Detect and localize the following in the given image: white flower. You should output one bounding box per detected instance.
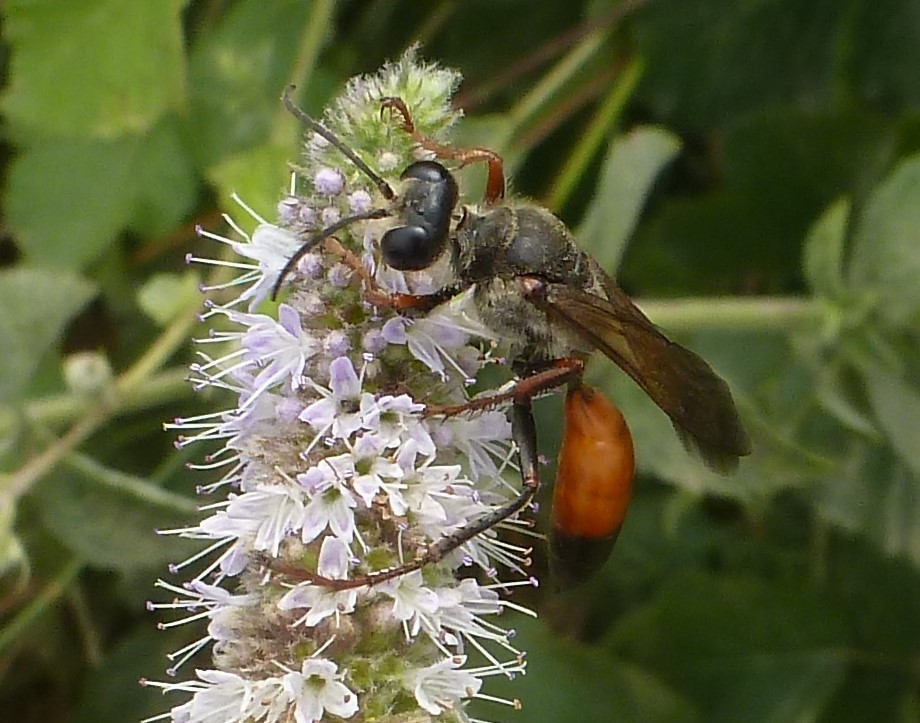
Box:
[299,357,364,440]
[229,223,303,309]
[193,196,302,312]
[189,509,254,577]
[278,537,359,626]
[360,393,435,455]
[349,434,407,512]
[186,581,259,641]
[166,669,289,723]
[379,570,441,638]
[298,459,358,543]
[282,658,358,723]
[434,578,505,647]
[200,481,305,558]
[408,656,482,715]
[397,448,468,524]
[433,410,513,481]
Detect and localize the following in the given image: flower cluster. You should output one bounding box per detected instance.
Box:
[145,51,534,723]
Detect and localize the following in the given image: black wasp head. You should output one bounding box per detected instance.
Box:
[380,160,458,271]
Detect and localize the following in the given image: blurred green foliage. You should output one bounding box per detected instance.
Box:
[1,1,919,721]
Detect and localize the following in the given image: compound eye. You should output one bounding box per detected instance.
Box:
[381,225,441,271]
[400,160,452,184]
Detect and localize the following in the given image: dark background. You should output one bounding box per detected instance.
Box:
[2,1,920,721]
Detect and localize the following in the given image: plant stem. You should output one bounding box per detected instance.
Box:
[5,305,199,500]
[288,0,336,99]
[637,296,823,334]
[498,27,607,151]
[546,58,644,210]
[20,367,189,432]
[0,558,83,655]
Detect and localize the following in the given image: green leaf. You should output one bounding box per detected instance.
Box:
[871,462,920,565]
[848,153,920,326]
[185,0,318,169]
[8,137,143,269]
[2,0,186,140]
[845,0,920,111]
[827,538,920,660]
[634,0,848,128]
[865,371,920,478]
[130,117,199,238]
[609,572,847,723]
[579,126,681,273]
[74,628,185,723]
[137,272,201,327]
[626,109,886,294]
[36,453,199,571]
[820,669,918,723]
[813,361,880,438]
[0,504,26,579]
[803,198,850,299]
[596,488,722,594]
[8,121,198,270]
[208,143,295,224]
[0,268,95,401]
[817,445,920,567]
[479,614,698,723]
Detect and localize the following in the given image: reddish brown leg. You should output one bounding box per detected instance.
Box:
[324,237,459,313]
[380,96,506,205]
[268,400,543,591]
[268,359,585,591]
[424,357,585,418]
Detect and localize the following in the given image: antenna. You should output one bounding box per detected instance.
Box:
[270,208,389,300]
[271,87,399,299]
[282,86,395,201]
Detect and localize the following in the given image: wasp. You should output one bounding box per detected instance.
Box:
[272,87,751,589]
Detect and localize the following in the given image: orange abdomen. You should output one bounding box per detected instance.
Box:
[550,385,635,586]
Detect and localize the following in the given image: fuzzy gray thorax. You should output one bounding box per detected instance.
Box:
[450,203,597,366]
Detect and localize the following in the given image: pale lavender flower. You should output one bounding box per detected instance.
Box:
[282,659,359,722]
[298,204,316,227]
[278,537,358,627]
[326,262,351,288]
[349,434,406,511]
[361,328,386,355]
[298,457,359,544]
[150,51,531,723]
[298,356,364,440]
[320,206,341,227]
[347,189,372,214]
[235,304,320,394]
[298,252,324,279]
[409,656,483,715]
[380,286,491,381]
[322,329,350,358]
[313,167,344,196]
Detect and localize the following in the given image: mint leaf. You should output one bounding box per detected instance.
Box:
[848,153,920,326]
[2,0,186,140]
[0,268,95,401]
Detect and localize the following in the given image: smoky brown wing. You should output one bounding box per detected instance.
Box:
[535,278,751,474]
